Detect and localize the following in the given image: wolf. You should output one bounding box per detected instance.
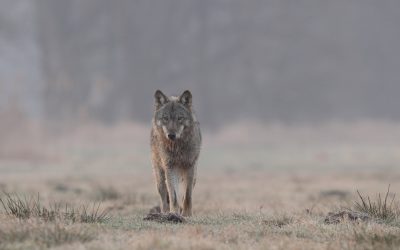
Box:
[150,90,201,217]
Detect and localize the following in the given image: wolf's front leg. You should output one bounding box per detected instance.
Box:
[165,168,180,213]
[182,167,195,217]
[154,167,169,213]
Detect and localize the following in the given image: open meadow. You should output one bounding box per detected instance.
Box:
[1,121,400,250]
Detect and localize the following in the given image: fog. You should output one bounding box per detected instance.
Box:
[1,1,400,127]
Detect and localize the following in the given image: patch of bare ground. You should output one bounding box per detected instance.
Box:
[143,212,186,223]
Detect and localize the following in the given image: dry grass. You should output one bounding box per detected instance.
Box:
[0,219,95,250]
[0,193,110,223]
[1,121,400,249]
[351,226,400,250]
[354,185,399,223]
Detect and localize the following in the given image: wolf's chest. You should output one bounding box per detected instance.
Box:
[160,142,195,167]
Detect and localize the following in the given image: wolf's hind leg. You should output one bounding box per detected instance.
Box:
[181,167,195,217]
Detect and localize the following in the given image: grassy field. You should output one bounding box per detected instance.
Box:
[0,122,400,249]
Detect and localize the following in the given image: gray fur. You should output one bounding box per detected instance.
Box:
[151,90,201,216]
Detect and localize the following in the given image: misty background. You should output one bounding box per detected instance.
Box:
[1,0,400,128]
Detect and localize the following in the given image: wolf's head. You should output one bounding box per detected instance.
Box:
[153,90,194,141]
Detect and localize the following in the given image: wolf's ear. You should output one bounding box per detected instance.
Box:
[179,90,192,107]
[154,90,168,108]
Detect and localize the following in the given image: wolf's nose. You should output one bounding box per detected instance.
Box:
[168,134,176,140]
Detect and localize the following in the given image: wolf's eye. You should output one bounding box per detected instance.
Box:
[177,116,184,122]
[162,116,169,122]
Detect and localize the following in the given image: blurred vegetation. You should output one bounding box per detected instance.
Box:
[1,1,400,127]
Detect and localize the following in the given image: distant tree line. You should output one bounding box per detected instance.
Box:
[2,0,400,127]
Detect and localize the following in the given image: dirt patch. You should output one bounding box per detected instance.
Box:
[319,190,350,199]
[143,212,186,223]
[324,211,371,224]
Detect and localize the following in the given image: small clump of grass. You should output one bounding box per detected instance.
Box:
[79,203,111,223]
[354,185,399,223]
[0,193,57,221]
[0,192,110,223]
